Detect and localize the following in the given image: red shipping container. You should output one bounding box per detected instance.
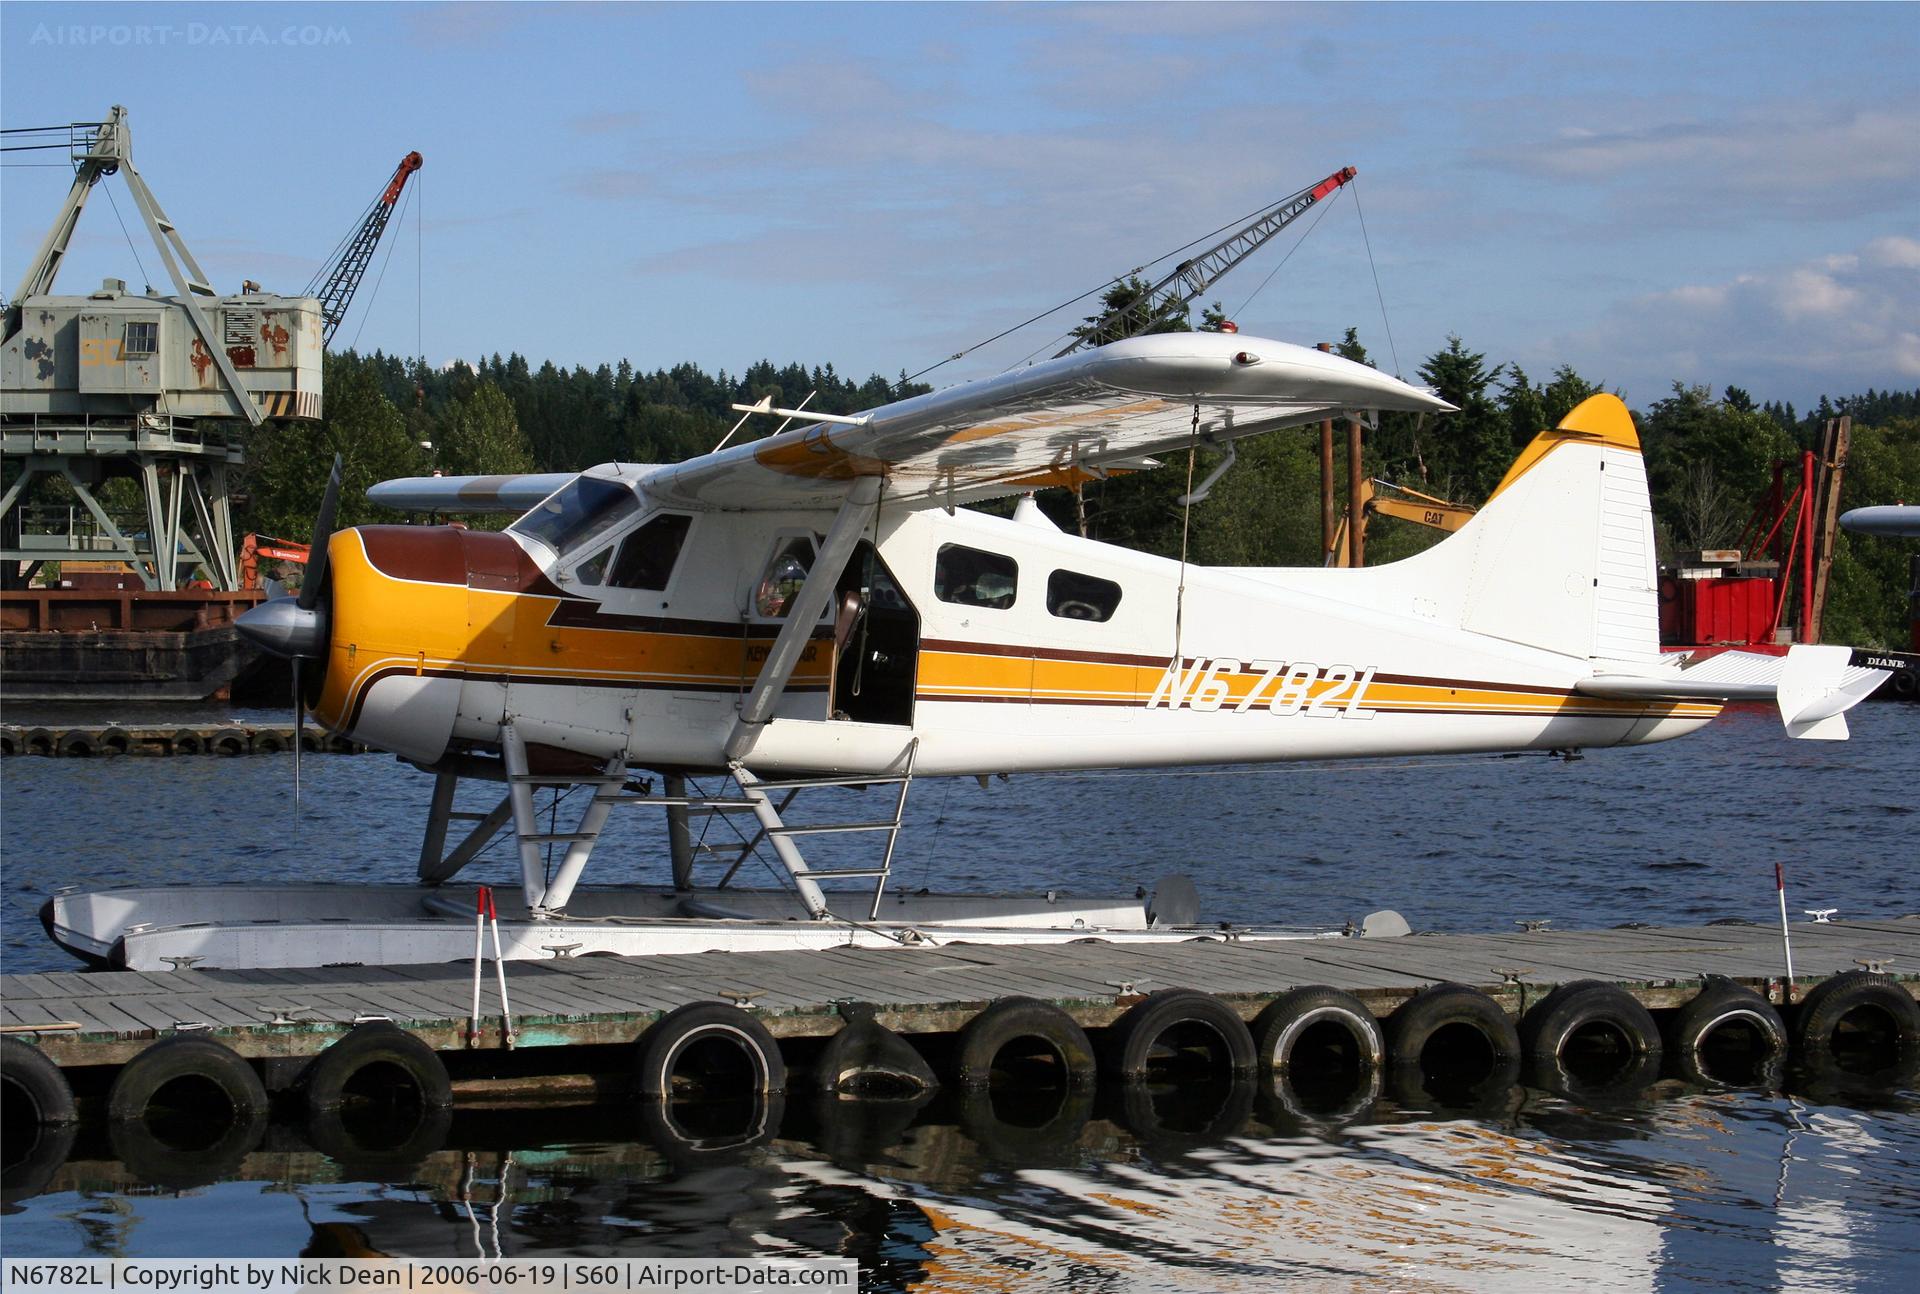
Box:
[1686,576,1776,645]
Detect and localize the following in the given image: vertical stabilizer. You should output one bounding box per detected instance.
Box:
[1382,395,1662,663]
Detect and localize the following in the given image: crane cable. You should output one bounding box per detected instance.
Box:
[1351,177,1404,380]
[904,178,1340,389]
[100,182,154,295]
[1226,183,1346,323]
[347,181,416,352]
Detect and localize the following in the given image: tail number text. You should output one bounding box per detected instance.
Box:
[1147,658,1377,718]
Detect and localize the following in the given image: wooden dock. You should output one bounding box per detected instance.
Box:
[7,917,1916,1070]
[0,722,365,758]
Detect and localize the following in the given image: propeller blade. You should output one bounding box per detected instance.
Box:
[293,656,303,811]
[298,454,344,613]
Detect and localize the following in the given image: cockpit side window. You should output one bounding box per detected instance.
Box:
[571,545,615,586]
[510,477,639,556]
[608,514,693,590]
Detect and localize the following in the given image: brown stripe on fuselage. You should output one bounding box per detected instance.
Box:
[357,526,571,600]
[921,636,1168,668]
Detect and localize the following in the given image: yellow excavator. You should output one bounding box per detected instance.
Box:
[1326,479,1477,567]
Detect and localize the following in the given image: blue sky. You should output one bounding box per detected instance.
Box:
[5,2,1917,410]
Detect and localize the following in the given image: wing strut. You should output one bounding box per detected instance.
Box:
[724,476,883,761]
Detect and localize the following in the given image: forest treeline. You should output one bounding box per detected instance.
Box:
[239,315,1920,649]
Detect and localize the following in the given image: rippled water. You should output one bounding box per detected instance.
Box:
[4,702,1918,1287]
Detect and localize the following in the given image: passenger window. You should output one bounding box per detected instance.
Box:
[935,544,1018,610]
[608,514,692,590]
[1047,569,1122,622]
[755,537,815,617]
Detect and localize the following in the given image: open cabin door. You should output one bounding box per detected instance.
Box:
[831,540,918,726]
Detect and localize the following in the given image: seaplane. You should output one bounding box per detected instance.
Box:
[42,324,1891,970]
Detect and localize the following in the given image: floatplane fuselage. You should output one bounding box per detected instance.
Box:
[46,334,1886,969]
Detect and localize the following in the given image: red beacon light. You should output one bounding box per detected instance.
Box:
[1217,320,1240,333]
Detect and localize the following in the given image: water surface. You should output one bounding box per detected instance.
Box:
[3,702,1917,1289]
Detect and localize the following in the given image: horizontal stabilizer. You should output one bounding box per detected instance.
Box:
[1577,645,1888,740]
[368,472,584,514]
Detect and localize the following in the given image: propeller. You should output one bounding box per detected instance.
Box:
[299,455,342,613]
[236,454,343,811]
[294,455,344,808]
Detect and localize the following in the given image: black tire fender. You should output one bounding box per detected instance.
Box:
[1520,979,1662,1067]
[1385,982,1521,1073]
[1793,970,1920,1070]
[106,1035,269,1189]
[109,1034,269,1122]
[1101,988,1257,1080]
[1251,986,1385,1076]
[2,1038,80,1204]
[1665,976,1788,1086]
[635,1002,786,1098]
[297,1021,451,1115]
[98,726,132,756]
[954,997,1096,1090]
[805,1017,938,1096]
[2,1036,78,1127]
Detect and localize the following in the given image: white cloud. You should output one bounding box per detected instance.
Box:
[1568,236,1920,401]
[1865,235,1920,270]
[1477,102,1920,224]
[1777,268,1859,319]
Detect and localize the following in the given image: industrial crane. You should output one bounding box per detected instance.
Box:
[1056,166,1357,356]
[1326,479,1478,567]
[306,151,423,347]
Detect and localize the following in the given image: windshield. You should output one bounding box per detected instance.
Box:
[510,477,639,556]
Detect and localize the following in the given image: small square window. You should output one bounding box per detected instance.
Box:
[1047,569,1122,622]
[123,321,158,357]
[935,544,1018,609]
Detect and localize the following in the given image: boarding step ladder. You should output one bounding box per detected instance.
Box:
[729,738,919,921]
[495,723,916,920]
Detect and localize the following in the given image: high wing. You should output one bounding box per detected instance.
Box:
[647,332,1453,511]
[1578,645,1889,740]
[365,333,1448,517]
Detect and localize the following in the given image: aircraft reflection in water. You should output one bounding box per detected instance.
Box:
[22,1083,1919,1292]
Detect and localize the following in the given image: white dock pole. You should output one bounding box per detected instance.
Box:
[487,888,515,1048]
[1776,862,1796,1003]
[468,885,487,1045]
